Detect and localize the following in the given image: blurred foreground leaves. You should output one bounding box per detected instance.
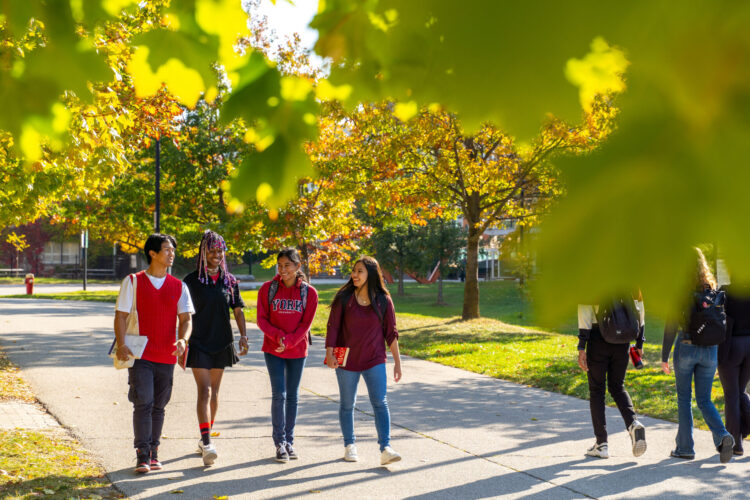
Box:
[2,1,750,318]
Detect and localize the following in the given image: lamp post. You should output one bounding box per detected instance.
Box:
[81,229,88,291]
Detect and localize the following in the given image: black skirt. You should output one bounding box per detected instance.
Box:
[185,344,239,369]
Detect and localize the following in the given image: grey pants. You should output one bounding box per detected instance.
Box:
[128,359,174,456]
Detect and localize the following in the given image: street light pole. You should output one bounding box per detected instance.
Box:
[81,230,88,291]
[154,137,161,233]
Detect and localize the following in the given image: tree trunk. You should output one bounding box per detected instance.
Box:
[397,254,405,296]
[462,230,481,320]
[437,273,444,305]
[299,243,310,281]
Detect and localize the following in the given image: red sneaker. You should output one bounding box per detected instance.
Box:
[150,449,163,471]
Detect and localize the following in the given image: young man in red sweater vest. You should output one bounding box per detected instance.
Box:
[114,234,194,474]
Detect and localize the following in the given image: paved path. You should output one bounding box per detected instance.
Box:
[0,283,121,296]
[0,401,60,430]
[0,298,749,499]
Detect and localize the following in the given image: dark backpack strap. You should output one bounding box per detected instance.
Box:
[300,281,308,312]
[267,280,279,314]
[299,281,311,344]
[374,293,387,324]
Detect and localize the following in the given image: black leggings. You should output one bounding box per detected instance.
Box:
[717,335,750,452]
[586,330,636,444]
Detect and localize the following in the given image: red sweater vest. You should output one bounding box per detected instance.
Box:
[136,271,182,364]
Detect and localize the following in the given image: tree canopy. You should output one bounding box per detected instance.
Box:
[2,1,749,318]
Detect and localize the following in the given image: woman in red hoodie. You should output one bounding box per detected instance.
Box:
[257,248,318,462]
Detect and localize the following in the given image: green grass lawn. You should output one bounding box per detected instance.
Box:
[6,280,711,427]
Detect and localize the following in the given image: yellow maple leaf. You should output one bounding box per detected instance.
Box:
[565,37,629,111]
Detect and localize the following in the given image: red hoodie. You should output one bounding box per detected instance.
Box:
[257,275,318,359]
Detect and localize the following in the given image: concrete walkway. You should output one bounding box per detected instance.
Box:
[0,283,121,296]
[0,298,748,499]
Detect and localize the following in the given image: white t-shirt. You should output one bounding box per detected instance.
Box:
[577,300,645,329]
[115,273,194,314]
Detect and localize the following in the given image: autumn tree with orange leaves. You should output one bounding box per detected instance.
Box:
[312,98,618,319]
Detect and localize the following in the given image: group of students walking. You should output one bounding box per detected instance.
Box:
[578,247,750,463]
[113,231,402,474]
[113,233,749,474]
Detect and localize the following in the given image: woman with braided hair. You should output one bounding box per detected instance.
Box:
[183,230,247,466]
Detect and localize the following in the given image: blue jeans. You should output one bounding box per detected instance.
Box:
[673,335,731,455]
[264,353,306,446]
[336,363,391,451]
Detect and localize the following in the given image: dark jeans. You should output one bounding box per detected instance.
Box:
[586,331,636,444]
[264,353,306,446]
[127,359,174,455]
[718,335,750,452]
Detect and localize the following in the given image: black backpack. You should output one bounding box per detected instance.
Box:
[596,297,640,344]
[687,289,727,346]
[268,279,312,344]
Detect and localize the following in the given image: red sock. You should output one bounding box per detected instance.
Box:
[200,422,211,445]
[211,420,214,429]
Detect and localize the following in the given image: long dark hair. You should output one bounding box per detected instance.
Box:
[277,247,307,283]
[331,256,390,313]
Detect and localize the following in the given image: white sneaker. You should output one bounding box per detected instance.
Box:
[201,442,218,466]
[380,446,402,465]
[343,444,358,462]
[628,420,647,457]
[586,442,609,459]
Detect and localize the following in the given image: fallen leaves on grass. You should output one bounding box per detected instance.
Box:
[0,349,35,402]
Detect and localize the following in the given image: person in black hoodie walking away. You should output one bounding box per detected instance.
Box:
[183,230,247,466]
[718,282,750,456]
[577,292,647,459]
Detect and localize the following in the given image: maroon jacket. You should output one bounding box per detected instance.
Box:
[326,293,398,371]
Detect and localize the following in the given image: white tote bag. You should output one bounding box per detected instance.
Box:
[111,274,145,369]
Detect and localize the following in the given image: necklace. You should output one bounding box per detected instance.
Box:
[356,292,370,306]
[207,267,219,274]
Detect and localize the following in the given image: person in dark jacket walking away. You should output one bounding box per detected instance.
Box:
[577,292,647,459]
[717,282,750,456]
[183,230,247,466]
[257,248,318,462]
[662,247,734,462]
[325,256,403,465]
[114,233,194,474]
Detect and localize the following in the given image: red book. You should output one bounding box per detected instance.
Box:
[178,345,189,371]
[325,347,350,367]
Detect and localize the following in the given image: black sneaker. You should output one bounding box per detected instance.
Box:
[734,445,744,456]
[275,444,289,463]
[150,448,163,471]
[135,449,151,474]
[286,442,298,460]
[719,435,735,463]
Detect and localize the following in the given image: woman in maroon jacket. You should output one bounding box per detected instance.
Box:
[257,248,318,462]
[325,256,403,465]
